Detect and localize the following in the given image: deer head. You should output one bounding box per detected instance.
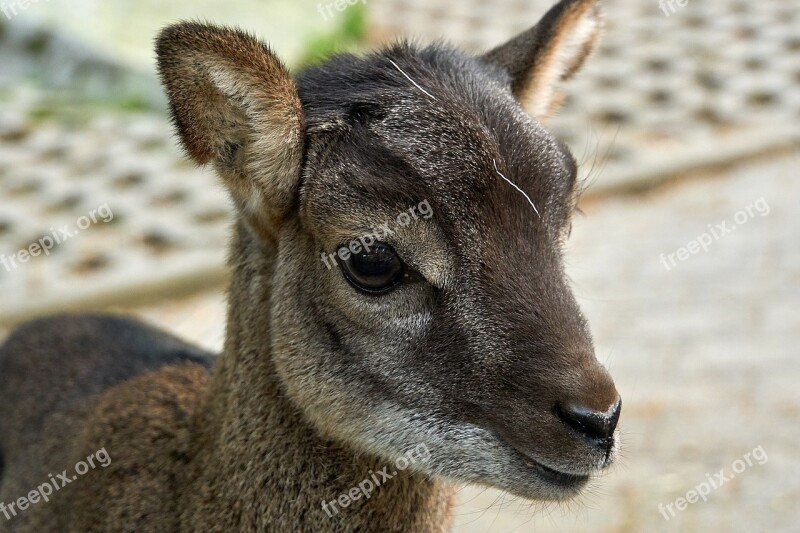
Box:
[157,0,620,501]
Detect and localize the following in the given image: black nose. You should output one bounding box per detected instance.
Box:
[558,398,621,441]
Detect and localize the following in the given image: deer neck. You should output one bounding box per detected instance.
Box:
[180,223,454,531]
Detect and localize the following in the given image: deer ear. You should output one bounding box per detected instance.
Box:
[481,0,602,120]
[156,22,304,239]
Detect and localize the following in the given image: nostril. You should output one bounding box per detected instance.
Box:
[557,398,621,441]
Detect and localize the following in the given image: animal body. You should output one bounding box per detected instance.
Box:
[0,1,620,530]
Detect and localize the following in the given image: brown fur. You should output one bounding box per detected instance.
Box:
[483,0,603,118]
[156,23,305,239]
[0,1,619,531]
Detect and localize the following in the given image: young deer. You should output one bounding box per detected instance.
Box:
[0,0,621,530]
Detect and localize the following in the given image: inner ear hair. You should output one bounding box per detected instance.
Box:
[156,22,305,238]
[481,0,603,120]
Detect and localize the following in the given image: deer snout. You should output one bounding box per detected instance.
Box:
[551,359,621,455]
[557,398,621,455]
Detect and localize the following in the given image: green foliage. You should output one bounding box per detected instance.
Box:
[297,3,368,67]
[27,92,155,127]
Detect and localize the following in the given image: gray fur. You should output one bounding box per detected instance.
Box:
[0,2,619,531]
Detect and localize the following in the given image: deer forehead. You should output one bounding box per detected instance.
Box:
[293,51,579,293]
[299,110,574,262]
[299,68,574,215]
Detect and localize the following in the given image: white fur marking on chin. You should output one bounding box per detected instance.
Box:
[493,159,540,218]
[388,59,437,101]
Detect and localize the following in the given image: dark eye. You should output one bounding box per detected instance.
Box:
[339,241,404,294]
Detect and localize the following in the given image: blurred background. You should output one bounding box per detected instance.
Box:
[0,0,798,531]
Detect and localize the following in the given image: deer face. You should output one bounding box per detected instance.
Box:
[157,0,619,501]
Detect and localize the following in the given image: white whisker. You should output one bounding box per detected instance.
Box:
[388,58,436,101]
[493,159,540,218]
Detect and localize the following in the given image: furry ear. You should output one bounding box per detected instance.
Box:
[156,22,304,239]
[482,0,603,120]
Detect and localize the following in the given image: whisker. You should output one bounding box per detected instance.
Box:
[493,159,541,218]
[387,59,437,101]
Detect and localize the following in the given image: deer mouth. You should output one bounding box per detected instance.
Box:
[483,425,597,493]
[524,458,590,489]
[497,435,593,492]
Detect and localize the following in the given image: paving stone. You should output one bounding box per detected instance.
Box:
[0,89,230,323]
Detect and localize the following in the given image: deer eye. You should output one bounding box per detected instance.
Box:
[340,241,404,294]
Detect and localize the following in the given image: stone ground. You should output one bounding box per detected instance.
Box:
[61,149,796,532]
